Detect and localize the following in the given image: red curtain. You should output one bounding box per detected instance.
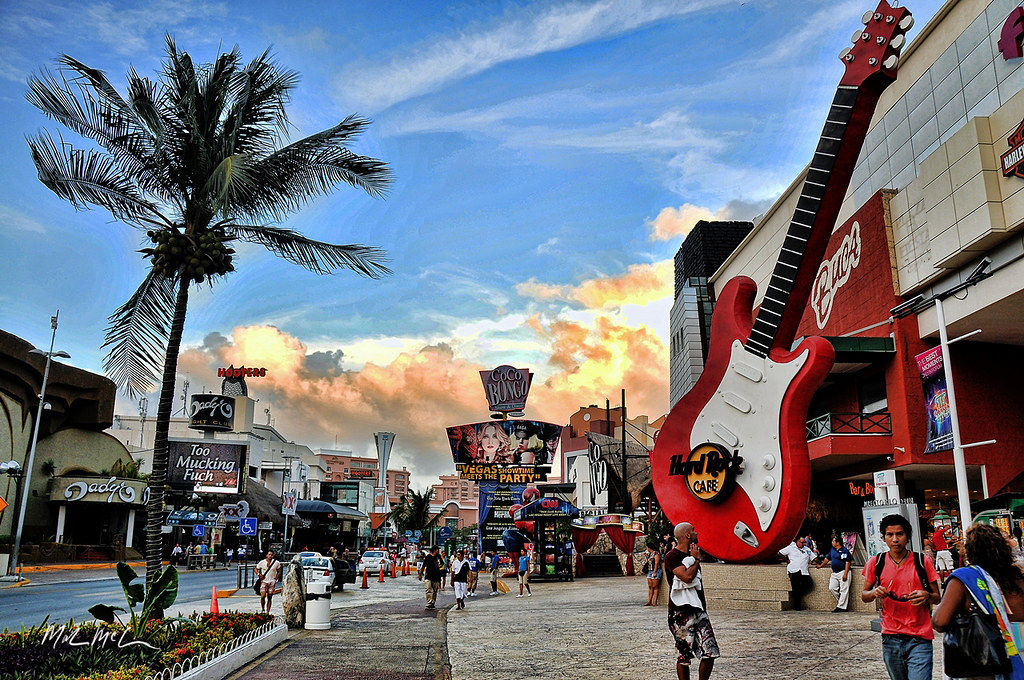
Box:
[572,527,601,554]
[604,526,641,576]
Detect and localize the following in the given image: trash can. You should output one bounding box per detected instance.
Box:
[305,580,331,630]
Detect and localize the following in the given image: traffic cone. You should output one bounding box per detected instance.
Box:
[360,568,369,589]
[403,561,409,576]
[391,560,397,578]
[378,563,386,582]
[210,585,219,613]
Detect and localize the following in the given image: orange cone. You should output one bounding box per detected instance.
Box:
[391,560,397,579]
[378,563,386,582]
[403,560,409,576]
[360,568,369,589]
[210,585,220,613]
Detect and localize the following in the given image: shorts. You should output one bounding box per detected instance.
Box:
[260,578,277,596]
[668,607,720,665]
[647,568,663,580]
[935,549,954,571]
[518,571,529,585]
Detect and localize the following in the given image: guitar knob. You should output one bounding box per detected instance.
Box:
[839,47,853,61]
[763,476,776,492]
[761,454,776,470]
[899,15,914,30]
[758,496,772,512]
[851,30,863,43]
[884,55,899,69]
[890,34,905,50]
[861,10,872,24]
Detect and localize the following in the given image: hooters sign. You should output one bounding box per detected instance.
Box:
[479,365,533,413]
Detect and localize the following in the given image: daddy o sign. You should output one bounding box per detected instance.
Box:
[188,394,234,432]
[479,365,533,413]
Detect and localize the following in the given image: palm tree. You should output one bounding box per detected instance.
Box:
[26,39,392,585]
[389,488,438,532]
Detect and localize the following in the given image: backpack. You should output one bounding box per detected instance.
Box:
[872,551,931,591]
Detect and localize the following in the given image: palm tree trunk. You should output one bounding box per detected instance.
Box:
[146,275,190,586]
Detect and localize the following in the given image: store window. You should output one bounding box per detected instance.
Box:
[858,374,888,414]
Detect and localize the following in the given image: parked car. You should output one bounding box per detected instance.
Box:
[357,550,392,575]
[330,556,356,590]
[301,555,334,587]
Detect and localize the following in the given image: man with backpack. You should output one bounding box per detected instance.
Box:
[861,514,941,680]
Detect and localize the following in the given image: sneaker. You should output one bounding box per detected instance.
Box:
[516,594,522,598]
[527,592,532,597]
[832,607,848,613]
[489,591,497,596]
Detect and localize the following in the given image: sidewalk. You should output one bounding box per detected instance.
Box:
[444,576,944,680]
[9,564,231,587]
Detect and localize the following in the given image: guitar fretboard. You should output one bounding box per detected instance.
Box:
[744,85,861,359]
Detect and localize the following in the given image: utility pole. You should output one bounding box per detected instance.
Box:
[621,388,630,515]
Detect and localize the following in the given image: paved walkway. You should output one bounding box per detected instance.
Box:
[445,576,944,680]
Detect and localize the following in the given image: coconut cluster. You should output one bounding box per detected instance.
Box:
[141,228,235,283]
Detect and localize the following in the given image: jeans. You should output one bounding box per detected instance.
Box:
[881,634,933,680]
[788,572,812,610]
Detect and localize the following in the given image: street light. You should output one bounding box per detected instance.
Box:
[6,311,70,579]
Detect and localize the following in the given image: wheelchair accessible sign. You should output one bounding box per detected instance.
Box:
[239,517,258,536]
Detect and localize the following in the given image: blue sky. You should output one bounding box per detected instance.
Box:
[0,0,947,484]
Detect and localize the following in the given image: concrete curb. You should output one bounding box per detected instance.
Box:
[16,560,170,573]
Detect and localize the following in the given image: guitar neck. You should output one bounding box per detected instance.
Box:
[744,84,882,358]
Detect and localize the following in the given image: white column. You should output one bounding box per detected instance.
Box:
[935,297,974,538]
[55,504,66,543]
[126,508,136,549]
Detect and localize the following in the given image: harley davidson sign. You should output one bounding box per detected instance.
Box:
[1001,119,1024,179]
[188,394,234,431]
[479,365,533,413]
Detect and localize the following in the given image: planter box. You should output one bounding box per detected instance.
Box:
[158,622,287,680]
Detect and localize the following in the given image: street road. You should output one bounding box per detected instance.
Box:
[0,567,243,631]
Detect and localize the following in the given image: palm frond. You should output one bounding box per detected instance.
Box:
[102,268,178,398]
[58,55,159,146]
[223,48,297,155]
[226,224,391,278]
[27,131,163,225]
[203,153,254,214]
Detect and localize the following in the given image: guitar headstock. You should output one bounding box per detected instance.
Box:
[839,1,914,88]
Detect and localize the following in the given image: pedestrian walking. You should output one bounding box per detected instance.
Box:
[932,523,1024,679]
[517,552,532,597]
[226,547,234,565]
[418,545,444,610]
[467,551,481,596]
[861,514,940,680]
[816,535,852,612]
[643,543,662,606]
[665,522,719,680]
[451,549,470,610]
[779,536,815,610]
[931,524,954,582]
[254,550,283,614]
[170,543,183,566]
[489,552,501,595]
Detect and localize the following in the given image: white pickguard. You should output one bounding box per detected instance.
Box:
[690,340,808,533]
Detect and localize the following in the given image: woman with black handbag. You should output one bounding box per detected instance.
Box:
[933,524,1024,679]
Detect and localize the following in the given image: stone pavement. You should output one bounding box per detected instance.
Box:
[227,576,449,680]
[445,576,945,680]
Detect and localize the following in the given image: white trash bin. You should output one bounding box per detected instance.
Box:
[305,580,331,630]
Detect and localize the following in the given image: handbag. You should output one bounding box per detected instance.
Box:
[943,574,1012,678]
[253,575,262,594]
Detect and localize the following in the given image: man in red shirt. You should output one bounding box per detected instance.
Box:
[861,514,940,680]
[930,524,953,580]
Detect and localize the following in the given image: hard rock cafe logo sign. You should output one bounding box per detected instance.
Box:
[1000,119,1024,179]
[668,442,743,503]
[811,220,861,329]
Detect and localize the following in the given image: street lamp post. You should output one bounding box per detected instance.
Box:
[7,311,70,578]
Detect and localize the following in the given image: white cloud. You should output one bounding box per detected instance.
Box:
[648,197,774,241]
[340,0,738,110]
[0,205,47,233]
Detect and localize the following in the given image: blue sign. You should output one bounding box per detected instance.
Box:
[405,530,412,537]
[413,530,422,539]
[439,526,453,542]
[238,517,258,536]
[192,524,205,537]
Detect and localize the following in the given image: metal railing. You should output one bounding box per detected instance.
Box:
[806,412,892,440]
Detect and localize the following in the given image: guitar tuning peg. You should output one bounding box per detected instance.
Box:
[883,54,899,69]
[899,14,914,30]
[869,57,878,66]
[886,15,896,24]
[890,34,905,50]
[874,12,882,21]
[852,30,864,43]
[876,36,886,45]
[839,47,853,62]
[862,10,873,24]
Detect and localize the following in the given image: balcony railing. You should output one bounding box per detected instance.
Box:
[806,412,892,440]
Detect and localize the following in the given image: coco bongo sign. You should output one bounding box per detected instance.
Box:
[479,365,534,413]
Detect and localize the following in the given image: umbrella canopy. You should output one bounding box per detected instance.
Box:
[296,499,367,521]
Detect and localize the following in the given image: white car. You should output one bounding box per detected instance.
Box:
[301,555,335,586]
[357,550,392,574]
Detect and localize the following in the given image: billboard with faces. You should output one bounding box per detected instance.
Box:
[446,420,561,466]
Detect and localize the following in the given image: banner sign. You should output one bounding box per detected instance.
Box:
[479,483,528,552]
[281,492,296,517]
[51,476,150,506]
[348,468,377,479]
[1000,118,1024,178]
[168,439,246,494]
[373,487,388,508]
[915,347,953,453]
[479,365,533,413]
[188,394,235,431]
[513,497,580,520]
[167,510,219,526]
[447,420,561,466]
[455,463,549,484]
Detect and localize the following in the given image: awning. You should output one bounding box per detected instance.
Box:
[514,497,580,520]
[295,499,367,521]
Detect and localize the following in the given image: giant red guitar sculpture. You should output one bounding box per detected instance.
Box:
[651,1,914,562]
